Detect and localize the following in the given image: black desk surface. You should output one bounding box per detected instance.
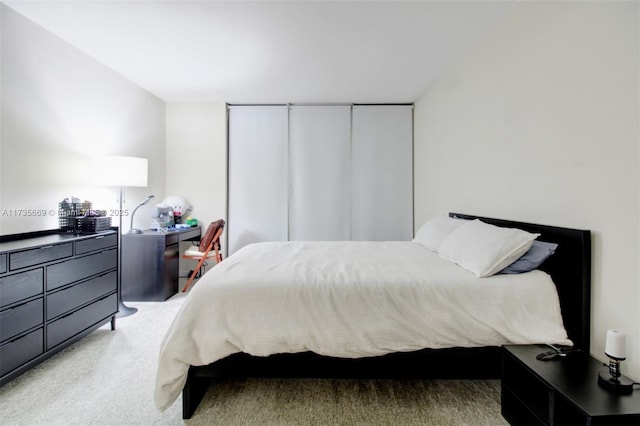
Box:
[128,226,200,240]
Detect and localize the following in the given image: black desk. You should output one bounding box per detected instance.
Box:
[502,345,640,425]
[121,227,201,301]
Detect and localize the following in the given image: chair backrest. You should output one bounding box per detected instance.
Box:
[199,219,225,253]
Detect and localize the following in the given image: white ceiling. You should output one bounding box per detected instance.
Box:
[4,1,516,103]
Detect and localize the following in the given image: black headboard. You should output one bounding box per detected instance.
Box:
[450,213,591,352]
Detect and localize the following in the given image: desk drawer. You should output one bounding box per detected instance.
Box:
[10,243,73,271]
[47,293,117,350]
[0,268,43,308]
[75,234,117,255]
[166,234,179,245]
[47,249,117,291]
[47,271,117,320]
[0,298,43,343]
[0,254,6,274]
[180,228,201,241]
[0,328,43,377]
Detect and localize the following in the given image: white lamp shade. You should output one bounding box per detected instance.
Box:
[604,329,626,360]
[93,156,148,187]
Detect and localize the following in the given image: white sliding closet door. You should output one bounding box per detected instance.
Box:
[351,105,413,241]
[289,106,351,241]
[228,106,289,254]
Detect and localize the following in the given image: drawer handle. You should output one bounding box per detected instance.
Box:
[1,299,33,312]
[8,329,40,344]
[40,245,55,250]
[95,236,105,240]
[57,310,76,320]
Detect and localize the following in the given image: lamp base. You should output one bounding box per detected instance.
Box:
[598,371,634,394]
[117,300,138,318]
[128,228,143,234]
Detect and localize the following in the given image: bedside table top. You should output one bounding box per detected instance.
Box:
[504,345,640,417]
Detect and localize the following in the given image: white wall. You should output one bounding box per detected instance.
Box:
[414,1,639,379]
[165,102,227,280]
[165,102,227,230]
[0,5,165,235]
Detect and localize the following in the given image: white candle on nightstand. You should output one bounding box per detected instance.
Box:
[604,329,626,360]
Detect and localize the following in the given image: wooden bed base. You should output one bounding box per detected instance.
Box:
[182,213,591,419]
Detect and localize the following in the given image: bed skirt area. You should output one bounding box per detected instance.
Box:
[183,346,502,419]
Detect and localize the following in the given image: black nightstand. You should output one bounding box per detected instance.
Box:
[502,345,640,426]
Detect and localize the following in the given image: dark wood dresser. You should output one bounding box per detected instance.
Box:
[0,230,118,385]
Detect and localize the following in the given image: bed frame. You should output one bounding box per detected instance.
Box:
[181,213,591,419]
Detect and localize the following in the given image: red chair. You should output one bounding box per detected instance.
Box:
[181,219,224,292]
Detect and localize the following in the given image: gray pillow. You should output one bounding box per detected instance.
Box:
[500,240,558,274]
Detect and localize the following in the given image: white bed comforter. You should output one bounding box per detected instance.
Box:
[154,241,570,410]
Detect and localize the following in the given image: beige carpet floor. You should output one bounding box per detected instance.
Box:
[0,293,507,425]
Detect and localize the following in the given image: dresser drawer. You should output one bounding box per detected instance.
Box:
[0,328,43,377]
[47,271,117,320]
[47,293,117,350]
[75,234,117,255]
[0,268,43,308]
[0,254,6,274]
[46,249,117,291]
[0,298,43,343]
[9,242,73,271]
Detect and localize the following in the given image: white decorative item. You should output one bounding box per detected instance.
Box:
[604,329,626,360]
[162,195,191,218]
[598,328,634,394]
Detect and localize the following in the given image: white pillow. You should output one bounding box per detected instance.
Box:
[439,219,539,277]
[413,216,466,253]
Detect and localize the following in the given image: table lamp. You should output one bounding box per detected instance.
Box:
[598,329,634,394]
[129,195,155,234]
